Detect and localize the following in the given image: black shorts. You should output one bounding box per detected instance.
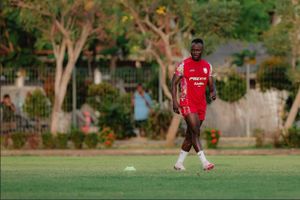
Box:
[135,120,147,128]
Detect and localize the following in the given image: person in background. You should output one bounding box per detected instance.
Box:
[131,83,153,137]
[0,94,16,134]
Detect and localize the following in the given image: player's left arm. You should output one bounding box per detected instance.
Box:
[208,64,216,101]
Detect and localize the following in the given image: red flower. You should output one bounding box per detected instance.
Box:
[211,138,217,144]
[211,133,216,138]
[107,133,115,140]
[104,140,112,147]
[211,129,216,133]
[81,126,89,134]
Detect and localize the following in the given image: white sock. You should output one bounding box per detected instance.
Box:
[176,150,189,164]
[197,151,208,165]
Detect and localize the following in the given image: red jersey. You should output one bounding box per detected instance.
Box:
[174,57,212,109]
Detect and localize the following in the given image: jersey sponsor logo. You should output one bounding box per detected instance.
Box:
[189,77,207,81]
[203,67,208,74]
[189,69,195,72]
[194,82,204,86]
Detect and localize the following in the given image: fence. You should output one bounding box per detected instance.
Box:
[0,66,157,134]
[0,62,299,137]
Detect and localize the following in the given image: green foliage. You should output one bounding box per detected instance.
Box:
[286,126,300,148]
[231,49,257,67]
[193,0,241,54]
[144,64,159,101]
[98,127,116,148]
[263,24,292,57]
[204,128,221,149]
[70,129,85,149]
[87,83,134,139]
[55,133,69,149]
[41,132,55,149]
[84,133,98,149]
[0,4,42,68]
[23,89,51,119]
[263,1,299,60]
[146,105,172,139]
[216,72,246,102]
[11,132,26,149]
[233,0,275,41]
[87,83,119,110]
[1,134,10,149]
[254,129,265,148]
[257,57,292,91]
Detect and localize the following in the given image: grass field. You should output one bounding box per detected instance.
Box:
[1,155,300,199]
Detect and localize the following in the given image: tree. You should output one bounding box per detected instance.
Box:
[232,0,275,41]
[264,0,300,69]
[120,0,241,145]
[6,0,106,134]
[0,5,41,68]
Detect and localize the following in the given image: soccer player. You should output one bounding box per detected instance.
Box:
[172,38,216,171]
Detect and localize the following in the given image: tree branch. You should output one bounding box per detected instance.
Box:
[149,48,172,100]
[11,1,52,17]
[121,0,146,34]
[144,14,167,41]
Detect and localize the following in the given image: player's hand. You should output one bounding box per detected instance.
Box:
[172,102,180,114]
[210,92,216,101]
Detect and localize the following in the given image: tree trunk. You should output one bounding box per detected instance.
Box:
[50,23,90,135]
[166,114,182,147]
[50,96,62,135]
[284,87,300,132]
[50,60,76,135]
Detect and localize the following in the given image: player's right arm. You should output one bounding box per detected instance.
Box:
[171,74,182,114]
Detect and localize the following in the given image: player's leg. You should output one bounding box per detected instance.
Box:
[181,127,193,152]
[184,113,203,152]
[185,113,214,171]
[174,127,192,171]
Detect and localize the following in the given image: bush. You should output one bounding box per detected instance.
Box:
[257,57,292,92]
[84,133,98,149]
[216,72,246,102]
[88,83,134,139]
[99,127,116,148]
[273,131,284,148]
[11,132,26,149]
[204,128,221,149]
[286,126,300,148]
[263,24,291,57]
[146,105,172,139]
[41,132,55,149]
[23,89,51,132]
[70,129,85,149]
[254,129,265,148]
[56,133,69,149]
[0,134,10,149]
[87,83,119,109]
[27,133,40,149]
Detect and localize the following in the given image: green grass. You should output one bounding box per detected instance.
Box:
[1,155,300,199]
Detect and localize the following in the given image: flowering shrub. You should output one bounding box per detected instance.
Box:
[204,128,221,149]
[99,127,116,148]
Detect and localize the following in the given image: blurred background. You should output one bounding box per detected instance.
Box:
[0,0,299,150]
